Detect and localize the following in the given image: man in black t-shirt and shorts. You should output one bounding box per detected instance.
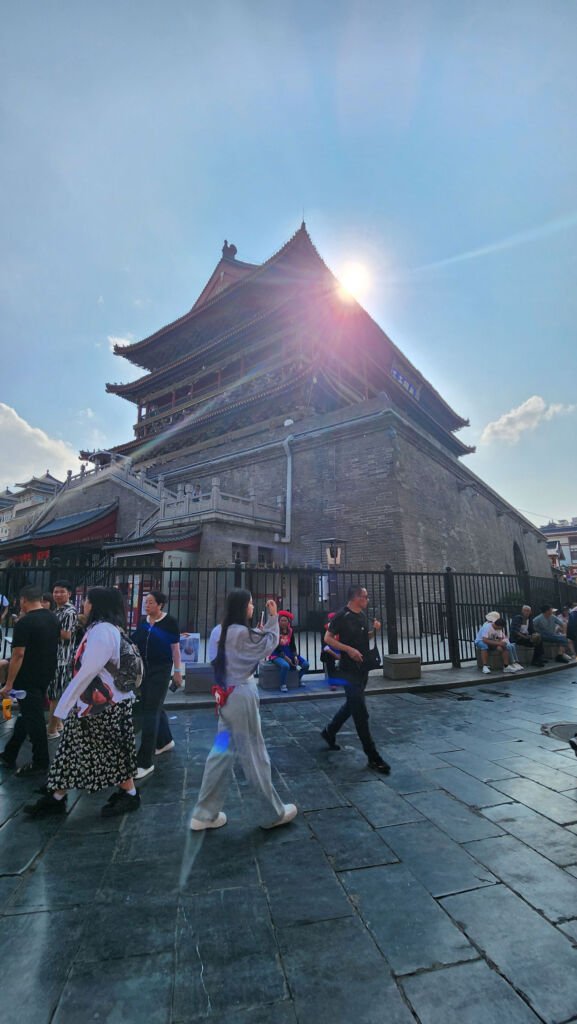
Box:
[321,584,390,774]
[0,585,59,777]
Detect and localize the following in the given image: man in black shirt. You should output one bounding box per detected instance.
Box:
[321,584,390,774]
[0,585,59,776]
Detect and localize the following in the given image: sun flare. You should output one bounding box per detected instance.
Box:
[338,261,371,302]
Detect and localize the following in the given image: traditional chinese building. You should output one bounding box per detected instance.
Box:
[1,225,551,578]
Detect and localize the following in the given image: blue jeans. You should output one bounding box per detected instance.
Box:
[536,632,570,647]
[475,640,518,662]
[271,655,309,687]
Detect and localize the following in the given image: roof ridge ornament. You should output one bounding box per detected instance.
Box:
[222,240,237,260]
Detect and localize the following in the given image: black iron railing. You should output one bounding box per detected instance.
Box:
[0,563,574,670]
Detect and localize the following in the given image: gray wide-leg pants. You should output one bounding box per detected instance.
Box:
[192,681,285,827]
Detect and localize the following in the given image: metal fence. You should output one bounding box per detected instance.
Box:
[1,562,575,669]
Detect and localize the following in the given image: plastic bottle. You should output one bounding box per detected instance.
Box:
[9,690,26,700]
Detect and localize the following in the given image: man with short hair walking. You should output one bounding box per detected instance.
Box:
[0,585,59,777]
[321,584,390,774]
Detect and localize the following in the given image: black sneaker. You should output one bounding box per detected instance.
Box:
[569,736,577,759]
[16,763,48,778]
[368,756,391,775]
[101,791,141,818]
[0,751,16,769]
[320,728,341,751]
[23,794,67,818]
[105,790,125,807]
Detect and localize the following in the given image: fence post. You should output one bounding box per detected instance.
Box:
[234,553,242,588]
[443,566,461,668]
[384,564,398,655]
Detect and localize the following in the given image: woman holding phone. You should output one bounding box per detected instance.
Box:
[190,589,297,831]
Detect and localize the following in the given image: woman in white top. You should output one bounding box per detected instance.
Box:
[24,587,140,820]
[190,589,297,831]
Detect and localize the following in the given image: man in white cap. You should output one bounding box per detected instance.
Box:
[475,612,522,674]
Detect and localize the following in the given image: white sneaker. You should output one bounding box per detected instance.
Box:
[155,740,175,755]
[503,665,516,674]
[190,811,227,831]
[261,803,298,829]
[135,765,155,781]
[482,666,491,674]
[512,663,524,672]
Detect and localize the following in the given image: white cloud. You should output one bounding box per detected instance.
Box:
[79,407,95,419]
[0,404,78,489]
[480,395,576,446]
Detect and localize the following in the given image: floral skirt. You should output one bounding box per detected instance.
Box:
[47,700,137,793]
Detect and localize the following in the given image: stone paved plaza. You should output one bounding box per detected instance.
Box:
[3,671,577,1023]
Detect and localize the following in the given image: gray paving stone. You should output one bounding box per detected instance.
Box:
[442,884,577,1022]
[380,765,443,795]
[381,820,496,897]
[341,862,476,974]
[256,836,353,927]
[53,952,174,1023]
[494,754,577,791]
[276,770,347,811]
[306,806,398,870]
[174,889,285,1019]
[405,790,504,843]
[482,802,577,866]
[385,743,448,771]
[420,766,511,808]
[176,1004,298,1024]
[343,780,424,827]
[508,747,577,776]
[559,919,577,943]
[437,749,519,782]
[0,812,59,876]
[0,907,85,1023]
[0,788,26,827]
[401,958,542,1024]
[6,858,110,912]
[78,895,178,962]
[278,916,414,1024]
[464,834,577,922]
[489,777,577,825]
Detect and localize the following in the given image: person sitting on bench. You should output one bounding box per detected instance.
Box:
[269,611,309,692]
[533,605,577,663]
[510,605,546,666]
[475,612,522,674]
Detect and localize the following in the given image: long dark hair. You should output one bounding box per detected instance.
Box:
[213,588,259,685]
[85,587,126,630]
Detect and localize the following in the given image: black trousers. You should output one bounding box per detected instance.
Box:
[512,635,545,663]
[326,670,378,759]
[3,688,49,769]
[137,663,173,768]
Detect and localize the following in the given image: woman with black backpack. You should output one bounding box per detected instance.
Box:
[23,587,140,819]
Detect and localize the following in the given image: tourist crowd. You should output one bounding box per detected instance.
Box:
[1,580,577,833]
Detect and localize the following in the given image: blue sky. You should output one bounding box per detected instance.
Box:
[1,0,576,525]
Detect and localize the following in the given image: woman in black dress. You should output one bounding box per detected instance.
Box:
[131,591,182,780]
